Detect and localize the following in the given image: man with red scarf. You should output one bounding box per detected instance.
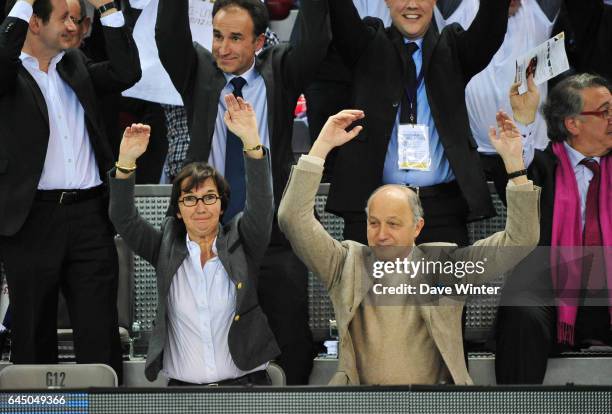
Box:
[496,73,612,384]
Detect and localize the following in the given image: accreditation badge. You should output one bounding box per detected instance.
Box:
[397,124,431,171]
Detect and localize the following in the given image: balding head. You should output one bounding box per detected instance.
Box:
[365,185,425,247]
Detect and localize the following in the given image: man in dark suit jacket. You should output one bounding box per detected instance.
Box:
[326,0,510,246]
[155,0,330,384]
[0,0,140,381]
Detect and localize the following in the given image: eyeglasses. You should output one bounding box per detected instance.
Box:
[179,194,221,207]
[580,107,612,119]
[68,16,86,25]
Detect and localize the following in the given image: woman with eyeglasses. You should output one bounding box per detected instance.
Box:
[108,94,279,386]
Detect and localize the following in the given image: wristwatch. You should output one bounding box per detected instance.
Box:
[507,169,527,179]
[97,1,116,15]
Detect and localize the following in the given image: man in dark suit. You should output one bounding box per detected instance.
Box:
[155,0,330,384]
[325,0,511,246]
[496,73,611,384]
[0,0,140,381]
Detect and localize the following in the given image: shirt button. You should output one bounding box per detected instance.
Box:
[237,282,243,289]
[67,159,72,163]
[234,315,240,322]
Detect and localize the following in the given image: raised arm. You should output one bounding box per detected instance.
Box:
[85,0,142,95]
[0,0,34,96]
[155,0,196,96]
[455,0,510,83]
[327,0,377,68]
[108,124,163,266]
[455,111,540,284]
[278,110,364,290]
[282,0,331,92]
[223,94,273,262]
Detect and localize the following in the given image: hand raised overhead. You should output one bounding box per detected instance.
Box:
[489,111,526,178]
[510,74,540,125]
[223,94,261,151]
[118,123,151,167]
[309,110,365,160]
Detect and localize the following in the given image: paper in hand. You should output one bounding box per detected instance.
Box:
[515,32,570,95]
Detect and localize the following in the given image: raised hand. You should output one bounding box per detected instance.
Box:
[309,110,365,160]
[510,74,540,125]
[489,111,525,175]
[223,94,260,150]
[118,123,151,168]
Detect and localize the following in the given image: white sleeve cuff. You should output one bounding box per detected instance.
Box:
[129,0,152,10]
[8,1,33,22]
[300,154,325,167]
[100,11,125,28]
[517,122,536,169]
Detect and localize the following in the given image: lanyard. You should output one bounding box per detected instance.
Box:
[404,70,424,124]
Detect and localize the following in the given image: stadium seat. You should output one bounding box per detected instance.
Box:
[0,363,117,389]
[266,362,286,386]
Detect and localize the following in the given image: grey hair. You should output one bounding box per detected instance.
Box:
[543,73,611,142]
[77,0,87,19]
[365,184,424,226]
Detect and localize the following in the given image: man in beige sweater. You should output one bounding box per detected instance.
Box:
[278,109,541,385]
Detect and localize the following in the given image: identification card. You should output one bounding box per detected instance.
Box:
[398,124,431,171]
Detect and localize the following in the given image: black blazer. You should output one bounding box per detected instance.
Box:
[0,15,141,236]
[325,0,511,221]
[501,144,558,298]
[155,0,330,244]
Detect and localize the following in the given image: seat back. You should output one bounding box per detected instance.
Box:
[266,363,286,386]
[0,364,117,389]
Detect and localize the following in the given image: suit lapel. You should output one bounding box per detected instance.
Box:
[208,70,227,153]
[257,56,275,151]
[57,56,93,125]
[389,26,410,82]
[421,25,438,81]
[20,67,49,127]
[164,227,188,297]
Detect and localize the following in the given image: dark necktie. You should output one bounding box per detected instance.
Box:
[580,158,604,293]
[400,42,420,124]
[223,76,248,223]
[581,158,602,247]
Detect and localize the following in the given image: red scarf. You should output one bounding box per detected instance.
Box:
[550,142,611,345]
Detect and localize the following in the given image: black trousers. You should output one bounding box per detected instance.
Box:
[119,97,168,184]
[257,245,314,385]
[0,196,122,382]
[304,80,351,181]
[496,304,611,384]
[342,183,470,246]
[479,153,508,206]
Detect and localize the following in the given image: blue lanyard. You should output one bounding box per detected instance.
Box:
[404,70,424,124]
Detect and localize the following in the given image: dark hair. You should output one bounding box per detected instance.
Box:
[543,73,611,142]
[7,0,55,24]
[212,0,269,37]
[169,162,230,220]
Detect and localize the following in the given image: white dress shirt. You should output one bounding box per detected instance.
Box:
[162,235,266,383]
[10,1,125,190]
[563,142,600,230]
[435,0,555,153]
